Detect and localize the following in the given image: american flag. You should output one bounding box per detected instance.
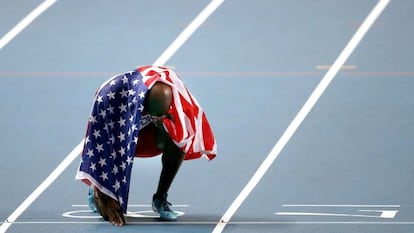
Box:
[76,66,217,213]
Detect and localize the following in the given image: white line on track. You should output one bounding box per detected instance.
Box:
[0,0,57,51]
[0,1,223,232]
[211,0,391,232]
[5,221,414,225]
[282,204,400,208]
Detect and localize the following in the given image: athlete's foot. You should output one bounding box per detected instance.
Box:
[93,187,126,226]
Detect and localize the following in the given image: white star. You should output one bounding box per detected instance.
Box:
[132,97,137,104]
[99,109,107,118]
[111,150,117,159]
[86,149,94,158]
[128,89,136,96]
[129,115,134,122]
[90,162,96,172]
[119,103,127,113]
[120,162,126,171]
[118,117,126,127]
[118,132,125,142]
[138,91,145,99]
[107,105,114,114]
[119,89,128,98]
[100,172,108,181]
[110,80,116,86]
[108,120,115,128]
[126,156,133,166]
[96,143,104,153]
[138,104,144,112]
[118,147,126,157]
[112,165,119,175]
[106,91,115,100]
[98,157,107,167]
[96,96,103,104]
[118,196,124,205]
[85,136,90,144]
[89,116,97,124]
[131,124,138,132]
[113,180,121,192]
[109,135,115,144]
[93,129,101,139]
[122,75,128,84]
[122,176,127,184]
[132,79,139,85]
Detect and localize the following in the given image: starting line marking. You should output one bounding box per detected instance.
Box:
[62,204,189,219]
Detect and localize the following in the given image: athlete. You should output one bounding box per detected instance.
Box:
[76,66,217,226]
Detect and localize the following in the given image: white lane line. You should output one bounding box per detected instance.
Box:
[71,204,189,207]
[283,204,400,208]
[211,1,391,233]
[0,1,223,233]
[6,221,414,225]
[153,0,224,66]
[0,141,84,233]
[0,0,57,51]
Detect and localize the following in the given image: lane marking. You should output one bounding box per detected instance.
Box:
[283,204,401,208]
[152,0,224,66]
[71,204,189,207]
[0,0,57,51]
[211,1,391,232]
[0,1,223,232]
[276,211,399,219]
[5,221,414,225]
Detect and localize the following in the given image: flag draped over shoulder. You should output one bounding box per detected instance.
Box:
[76,66,217,213]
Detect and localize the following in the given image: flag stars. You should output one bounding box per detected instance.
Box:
[111,150,117,160]
[93,129,101,139]
[100,172,108,181]
[99,109,107,118]
[89,116,98,124]
[119,103,127,113]
[113,180,121,192]
[132,79,139,85]
[109,80,117,86]
[98,157,107,167]
[118,132,126,142]
[118,117,126,127]
[96,143,104,153]
[107,105,114,114]
[128,89,136,96]
[126,156,133,166]
[138,104,144,112]
[120,162,126,171]
[119,89,128,98]
[112,165,119,175]
[138,91,145,99]
[118,147,126,157]
[96,95,103,104]
[109,135,115,144]
[107,91,115,100]
[121,75,128,84]
[118,196,124,205]
[90,162,96,172]
[86,149,94,158]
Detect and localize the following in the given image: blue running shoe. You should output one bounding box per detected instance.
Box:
[87,188,98,213]
[152,194,178,221]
